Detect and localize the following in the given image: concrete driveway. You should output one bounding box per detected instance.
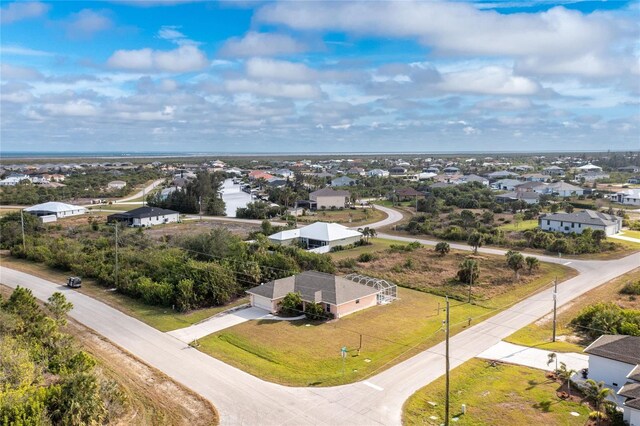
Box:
[167,306,305,343]
[477,341,588,373]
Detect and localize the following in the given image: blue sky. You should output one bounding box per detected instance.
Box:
[1,0,638,153]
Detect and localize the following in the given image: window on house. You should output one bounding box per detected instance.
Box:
[571,223,574,228]
[547,220,550,225]
[325,304,331,313]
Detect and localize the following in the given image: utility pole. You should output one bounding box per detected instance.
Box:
[445,296,450,426]
[114,222,119,289]
[552,276,558,342]
[20,209,26,251]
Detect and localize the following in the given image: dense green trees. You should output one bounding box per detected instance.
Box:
[236,201,285,219]
[0,211,42,249]
[570,303,640,339]
[148,171,225,215]
[0,288,125,425]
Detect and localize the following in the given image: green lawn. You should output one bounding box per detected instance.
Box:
[403,358,591,426]
[497,219,538,231]
[297,208,387,226]
[506,267,640,352]
[0,254,247,332]
[621,230,640,240]
[197,262,573,387]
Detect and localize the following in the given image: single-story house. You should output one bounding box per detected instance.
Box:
[514,181,546,192]
[542,166,565,176]
[487,170,518,180]
[538,210,622,235]
[107,206,179,227]
[491,179,523,191]
[268,221,362,250]
[584,335,640,426]
[309,187,350,210]
[423,166,440,173]
[389,166,407,175]
[0,174,30,186]
[25,202,86,220]
[443,166,460,175]
[367,169,389,178]
[495,191,540,204]
[248,170,275,181]
[608,189,640,206]
[456,174,489,186]
[522,173,550,182]
[628,176,640,184]
[619,166,640,173]
[107,180,127,190]
[576,163,602,172]
[246,271,380,318]
[393,187,425,201]
[331,176,356,187]
[545,181,585,197]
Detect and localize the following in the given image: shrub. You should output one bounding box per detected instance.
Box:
[337,258,357,269]
[620,281,640,295]
[435,242,450,256]
[280,292,303,316]
[457,259,479,284]
[570,302,640,339]
[357,253,377,262]
[304,302,328,321]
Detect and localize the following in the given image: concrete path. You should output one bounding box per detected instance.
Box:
[477,341,588,373]
[2,249,639,425]
[167,306,304,344]
[610,233,640,244]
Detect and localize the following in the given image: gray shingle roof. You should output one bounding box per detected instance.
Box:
[247,271,379,305]
[310,187,350,197]
[584,335,640,365]
[541,210,621,227]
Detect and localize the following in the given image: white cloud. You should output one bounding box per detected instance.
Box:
[1,64,44,81]
[225,79,322,98]
[475,97,533,110]
[41,100,100,117]
[64,9,114,39]
[245,58,316,81]
[438,66,540,95]
[219,32,308,57]
[1,1,49,24]
[0,45,54,57]
[107,45,208,72]
[158,25,186,41]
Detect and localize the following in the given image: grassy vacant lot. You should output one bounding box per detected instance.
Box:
[497,219,538,231]
[329,237,401,260]
[296,207,386,226]
[403,358,590,426]
[197,257,572,387]
[621,229,640,240]
[506,268,640,352]
[0,254,247,332]
[0,284,219,426]
[336,245,574,307]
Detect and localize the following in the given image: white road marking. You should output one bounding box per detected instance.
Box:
[563,262,572,265]
[363,381,384,391]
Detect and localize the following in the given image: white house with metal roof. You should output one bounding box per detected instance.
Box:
[268,222,362,250]
[539,210,622,235]
[25,202,86,219]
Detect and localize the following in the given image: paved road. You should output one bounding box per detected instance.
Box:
[364,204,404,229]
[115,178,164,203]
[2,248,639,425]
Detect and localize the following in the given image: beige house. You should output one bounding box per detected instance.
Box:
[246,271,380,319]
[309,187,350,210]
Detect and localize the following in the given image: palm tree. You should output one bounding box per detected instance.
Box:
[584,379,612,423]
[467,231,484,254]
[506,250,525,281]
[435,242,450,256]
[525,256,540,274]
[556,362,577,397]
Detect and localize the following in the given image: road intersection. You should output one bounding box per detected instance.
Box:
[1,205,638,425]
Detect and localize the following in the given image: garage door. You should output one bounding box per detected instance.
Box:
[252,295,273,311]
